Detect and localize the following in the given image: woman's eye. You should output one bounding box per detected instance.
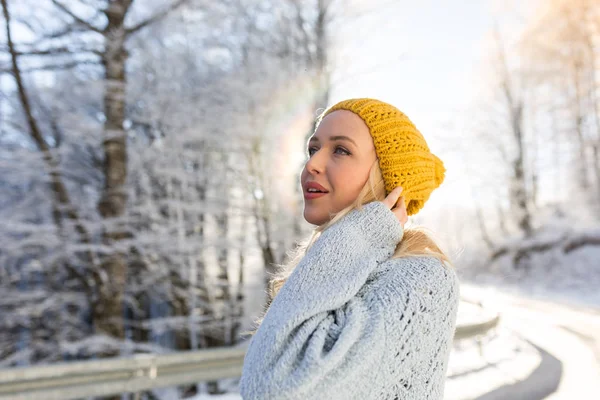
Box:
[335,146,351,155]
[307,146,351,157]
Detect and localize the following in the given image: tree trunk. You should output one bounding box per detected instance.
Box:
[592,144,600,206]
[508,98,532,237]
[94,1,132,345]
[570,59,590,190]
[583,32,600,206]
[474,204,494,251]
[232,214,247,343]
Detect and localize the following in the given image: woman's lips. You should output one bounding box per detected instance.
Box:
[304,191,328,200]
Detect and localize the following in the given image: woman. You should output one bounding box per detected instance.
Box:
[239,98,459,399]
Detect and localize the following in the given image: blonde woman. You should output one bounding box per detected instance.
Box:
[240,98,459,400]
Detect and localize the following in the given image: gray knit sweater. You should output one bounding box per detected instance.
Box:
[240,201,459,399]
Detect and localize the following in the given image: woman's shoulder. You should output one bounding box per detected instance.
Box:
[374,255,460,302]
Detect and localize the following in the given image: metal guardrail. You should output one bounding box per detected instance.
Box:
[454,314,500,341]
[0,313,500,400]
[0,347,245,400]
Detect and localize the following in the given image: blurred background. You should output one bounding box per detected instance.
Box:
[1,0,599,399]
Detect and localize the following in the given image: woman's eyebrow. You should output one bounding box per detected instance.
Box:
[308,135,357,146]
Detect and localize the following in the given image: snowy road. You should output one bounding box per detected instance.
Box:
[462,284,600,399]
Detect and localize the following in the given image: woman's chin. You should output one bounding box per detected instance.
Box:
[303,208,328,226]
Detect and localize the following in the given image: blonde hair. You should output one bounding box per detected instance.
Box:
[241,158,451,338]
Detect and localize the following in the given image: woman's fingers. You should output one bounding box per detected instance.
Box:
[397,196,408,225]
[383,187,407,227]
[383,187,403,209]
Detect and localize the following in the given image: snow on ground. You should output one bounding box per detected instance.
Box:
[445,327,540,400]
[460,283,600,399]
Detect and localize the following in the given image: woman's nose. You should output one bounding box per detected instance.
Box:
[305,150,326,174]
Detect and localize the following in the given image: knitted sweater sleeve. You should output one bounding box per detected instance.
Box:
[239,201,404,400]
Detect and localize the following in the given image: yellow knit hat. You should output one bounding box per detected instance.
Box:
[321,98,445,216]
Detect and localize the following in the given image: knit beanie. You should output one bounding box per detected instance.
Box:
[321,98,445,216]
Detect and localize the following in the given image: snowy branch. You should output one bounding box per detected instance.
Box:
[50,0,103,34]
[125,0,190,36]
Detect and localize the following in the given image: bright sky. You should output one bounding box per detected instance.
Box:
[331,0,494,118]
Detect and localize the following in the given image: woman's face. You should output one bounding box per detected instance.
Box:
[300,110,377,226]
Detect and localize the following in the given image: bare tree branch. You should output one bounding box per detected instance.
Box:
[7,23,89,46]
[51,0,103,34]
[12,15,40,35]
[490,230,600,266]
[45,22,90,39]
[564,233,600,253]
[125,0,189,35]
[291,0,313,65]
[0,118,27,134]
[0,45,101,56]
[0,59,101,74]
